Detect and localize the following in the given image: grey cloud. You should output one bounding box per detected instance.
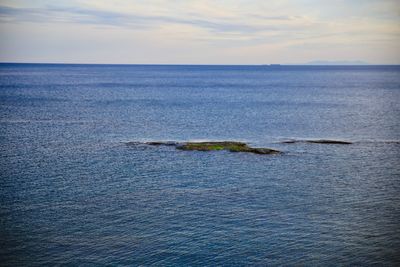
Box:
[0,5,49,22]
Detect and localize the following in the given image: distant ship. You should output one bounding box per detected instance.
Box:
[260,64,282,67]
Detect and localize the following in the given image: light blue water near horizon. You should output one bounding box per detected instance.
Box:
[0,64,399,265]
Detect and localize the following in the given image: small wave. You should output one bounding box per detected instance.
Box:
[0,119,87,124]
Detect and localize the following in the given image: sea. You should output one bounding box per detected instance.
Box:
[0,64,399,266]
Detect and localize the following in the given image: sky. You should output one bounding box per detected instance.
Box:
[0,0,399,64]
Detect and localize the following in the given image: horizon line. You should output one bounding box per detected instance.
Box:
[1,62,400,66]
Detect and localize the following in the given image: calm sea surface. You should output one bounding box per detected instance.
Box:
[1,64,399,266]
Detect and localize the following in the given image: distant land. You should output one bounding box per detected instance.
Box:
[305,60,369,65]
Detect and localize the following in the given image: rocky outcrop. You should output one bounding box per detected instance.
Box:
[281,139,352,144]
[306,139,352,144]
[128,141,281,155]
[145,141,178,146]
[176,141,280,154]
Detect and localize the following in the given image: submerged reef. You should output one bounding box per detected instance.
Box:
[127,141,281,155]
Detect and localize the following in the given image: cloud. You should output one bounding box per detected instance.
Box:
[0,4,282,34]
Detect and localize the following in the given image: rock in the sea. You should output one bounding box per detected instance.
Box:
[129,141,281,155]
[306,140,352,144]
[247,148,281,154]
[145,141,178,146]
[176,141,280,155]
[281,139,352,145]
[281,140,296,144]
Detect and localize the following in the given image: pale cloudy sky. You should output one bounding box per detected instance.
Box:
[0,0,399,64]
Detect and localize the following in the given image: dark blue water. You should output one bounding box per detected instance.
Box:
[1,64,399,266]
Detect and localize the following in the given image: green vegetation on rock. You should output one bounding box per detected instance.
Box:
[176,141,280,154]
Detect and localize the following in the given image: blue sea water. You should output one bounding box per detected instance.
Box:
[0,64,399,266]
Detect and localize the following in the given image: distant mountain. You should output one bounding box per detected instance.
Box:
[306,60,369,65]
